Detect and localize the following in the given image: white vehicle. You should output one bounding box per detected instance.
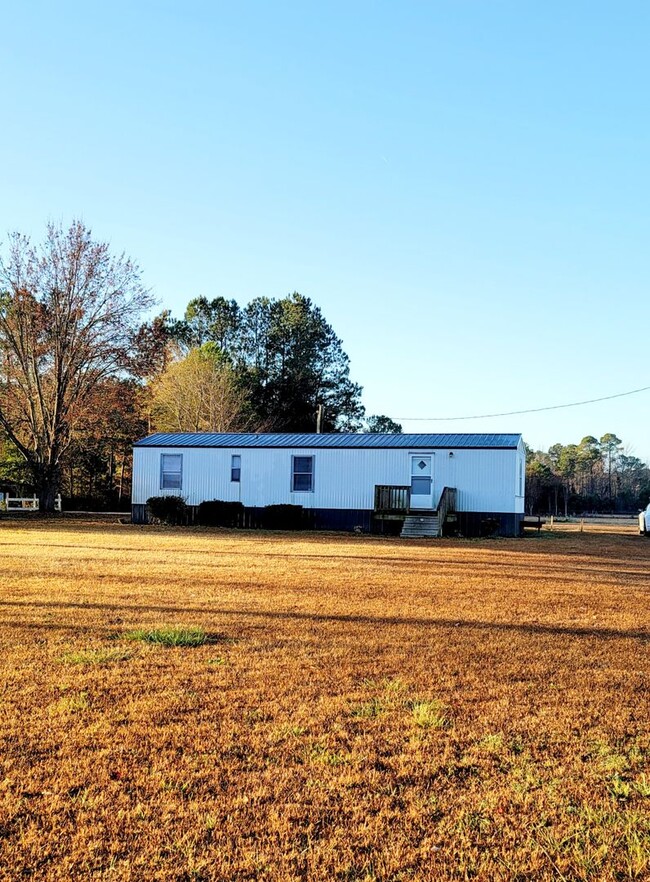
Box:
[640,503,650,536]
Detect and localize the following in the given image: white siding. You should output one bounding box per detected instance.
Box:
[133,444,522,513]
[515,437,526,510]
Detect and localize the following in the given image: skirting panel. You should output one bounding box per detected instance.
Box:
[454,512,522,538]
[130,504,522,537]
[131,503,147,524]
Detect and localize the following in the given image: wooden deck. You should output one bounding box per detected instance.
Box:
[374,485,410,519]
[373,485,457,524]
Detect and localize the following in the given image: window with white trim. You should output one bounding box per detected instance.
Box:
[231,455,241,482]
[292,456,314,492]
[161,454,182,490]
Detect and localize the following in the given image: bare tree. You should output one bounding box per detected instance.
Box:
[0,220,152,509]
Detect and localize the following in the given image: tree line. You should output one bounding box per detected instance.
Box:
[2,221,647,514]
[526,435,650,515]
[0,221,400,510]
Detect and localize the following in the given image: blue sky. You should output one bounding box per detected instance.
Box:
[2,1,649,461]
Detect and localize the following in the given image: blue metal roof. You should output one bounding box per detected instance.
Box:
[134,432,521,449]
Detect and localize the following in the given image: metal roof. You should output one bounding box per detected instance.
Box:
[134,432,522,450]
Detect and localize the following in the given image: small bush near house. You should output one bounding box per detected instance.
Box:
[146,495,188,525]
[197,500,244,527]
[262,504,310,530]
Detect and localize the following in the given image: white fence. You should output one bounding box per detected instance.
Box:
[4,494,62,512]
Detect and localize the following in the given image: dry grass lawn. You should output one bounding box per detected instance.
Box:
[0,520,648,881]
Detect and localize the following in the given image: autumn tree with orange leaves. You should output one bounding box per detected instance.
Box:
[0,221,152,510]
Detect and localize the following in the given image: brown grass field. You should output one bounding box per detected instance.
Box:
[0,520,648,881]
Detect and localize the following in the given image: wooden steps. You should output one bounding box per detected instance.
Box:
[400,514,441,538]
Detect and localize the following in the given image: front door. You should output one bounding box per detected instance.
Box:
[410,455,434,509]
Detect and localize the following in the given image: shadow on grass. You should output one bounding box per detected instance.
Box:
[1,523,648,564]
[0,600,647,642]
[2,545,649,585]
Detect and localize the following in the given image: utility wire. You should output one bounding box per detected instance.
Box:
[395,385,650,422]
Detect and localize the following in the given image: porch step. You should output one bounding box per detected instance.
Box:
[401,515,441,538]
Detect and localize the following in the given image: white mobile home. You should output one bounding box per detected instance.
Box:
[132,432,526,536]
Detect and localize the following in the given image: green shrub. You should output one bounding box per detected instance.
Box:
[146,495,188,525]
[124,625,207,647]
[262,504,310,530]
[197,500,244,527]
[408,698,448,729]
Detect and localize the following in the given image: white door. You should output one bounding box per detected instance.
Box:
[410,455,434,509]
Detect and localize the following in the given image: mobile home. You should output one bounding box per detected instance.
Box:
[132,432,525,536]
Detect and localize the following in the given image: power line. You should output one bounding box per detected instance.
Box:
[395,385,650,422]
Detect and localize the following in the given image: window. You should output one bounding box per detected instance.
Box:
[292,456,314,491]
[231,455,241,482]
[161,454,182,490]
[411,476,431,495]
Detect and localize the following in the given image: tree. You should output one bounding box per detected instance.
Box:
[131,311,176,380]
[363,415,403,434]
[576,436,601,498]
[150,345,249,433]
[600,433,623,504]
[525,458,553,515]
[234,293,364,432]
[525,433,649,514]
[60,378,149,506]
[175,296,241,351]
[171,292,364,432]
[0,434,32,492]
[617,452,650,510]
[557,444,579,517]
[0,221,152,509]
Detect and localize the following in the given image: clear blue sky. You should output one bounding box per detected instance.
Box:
[2,1,649,461]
